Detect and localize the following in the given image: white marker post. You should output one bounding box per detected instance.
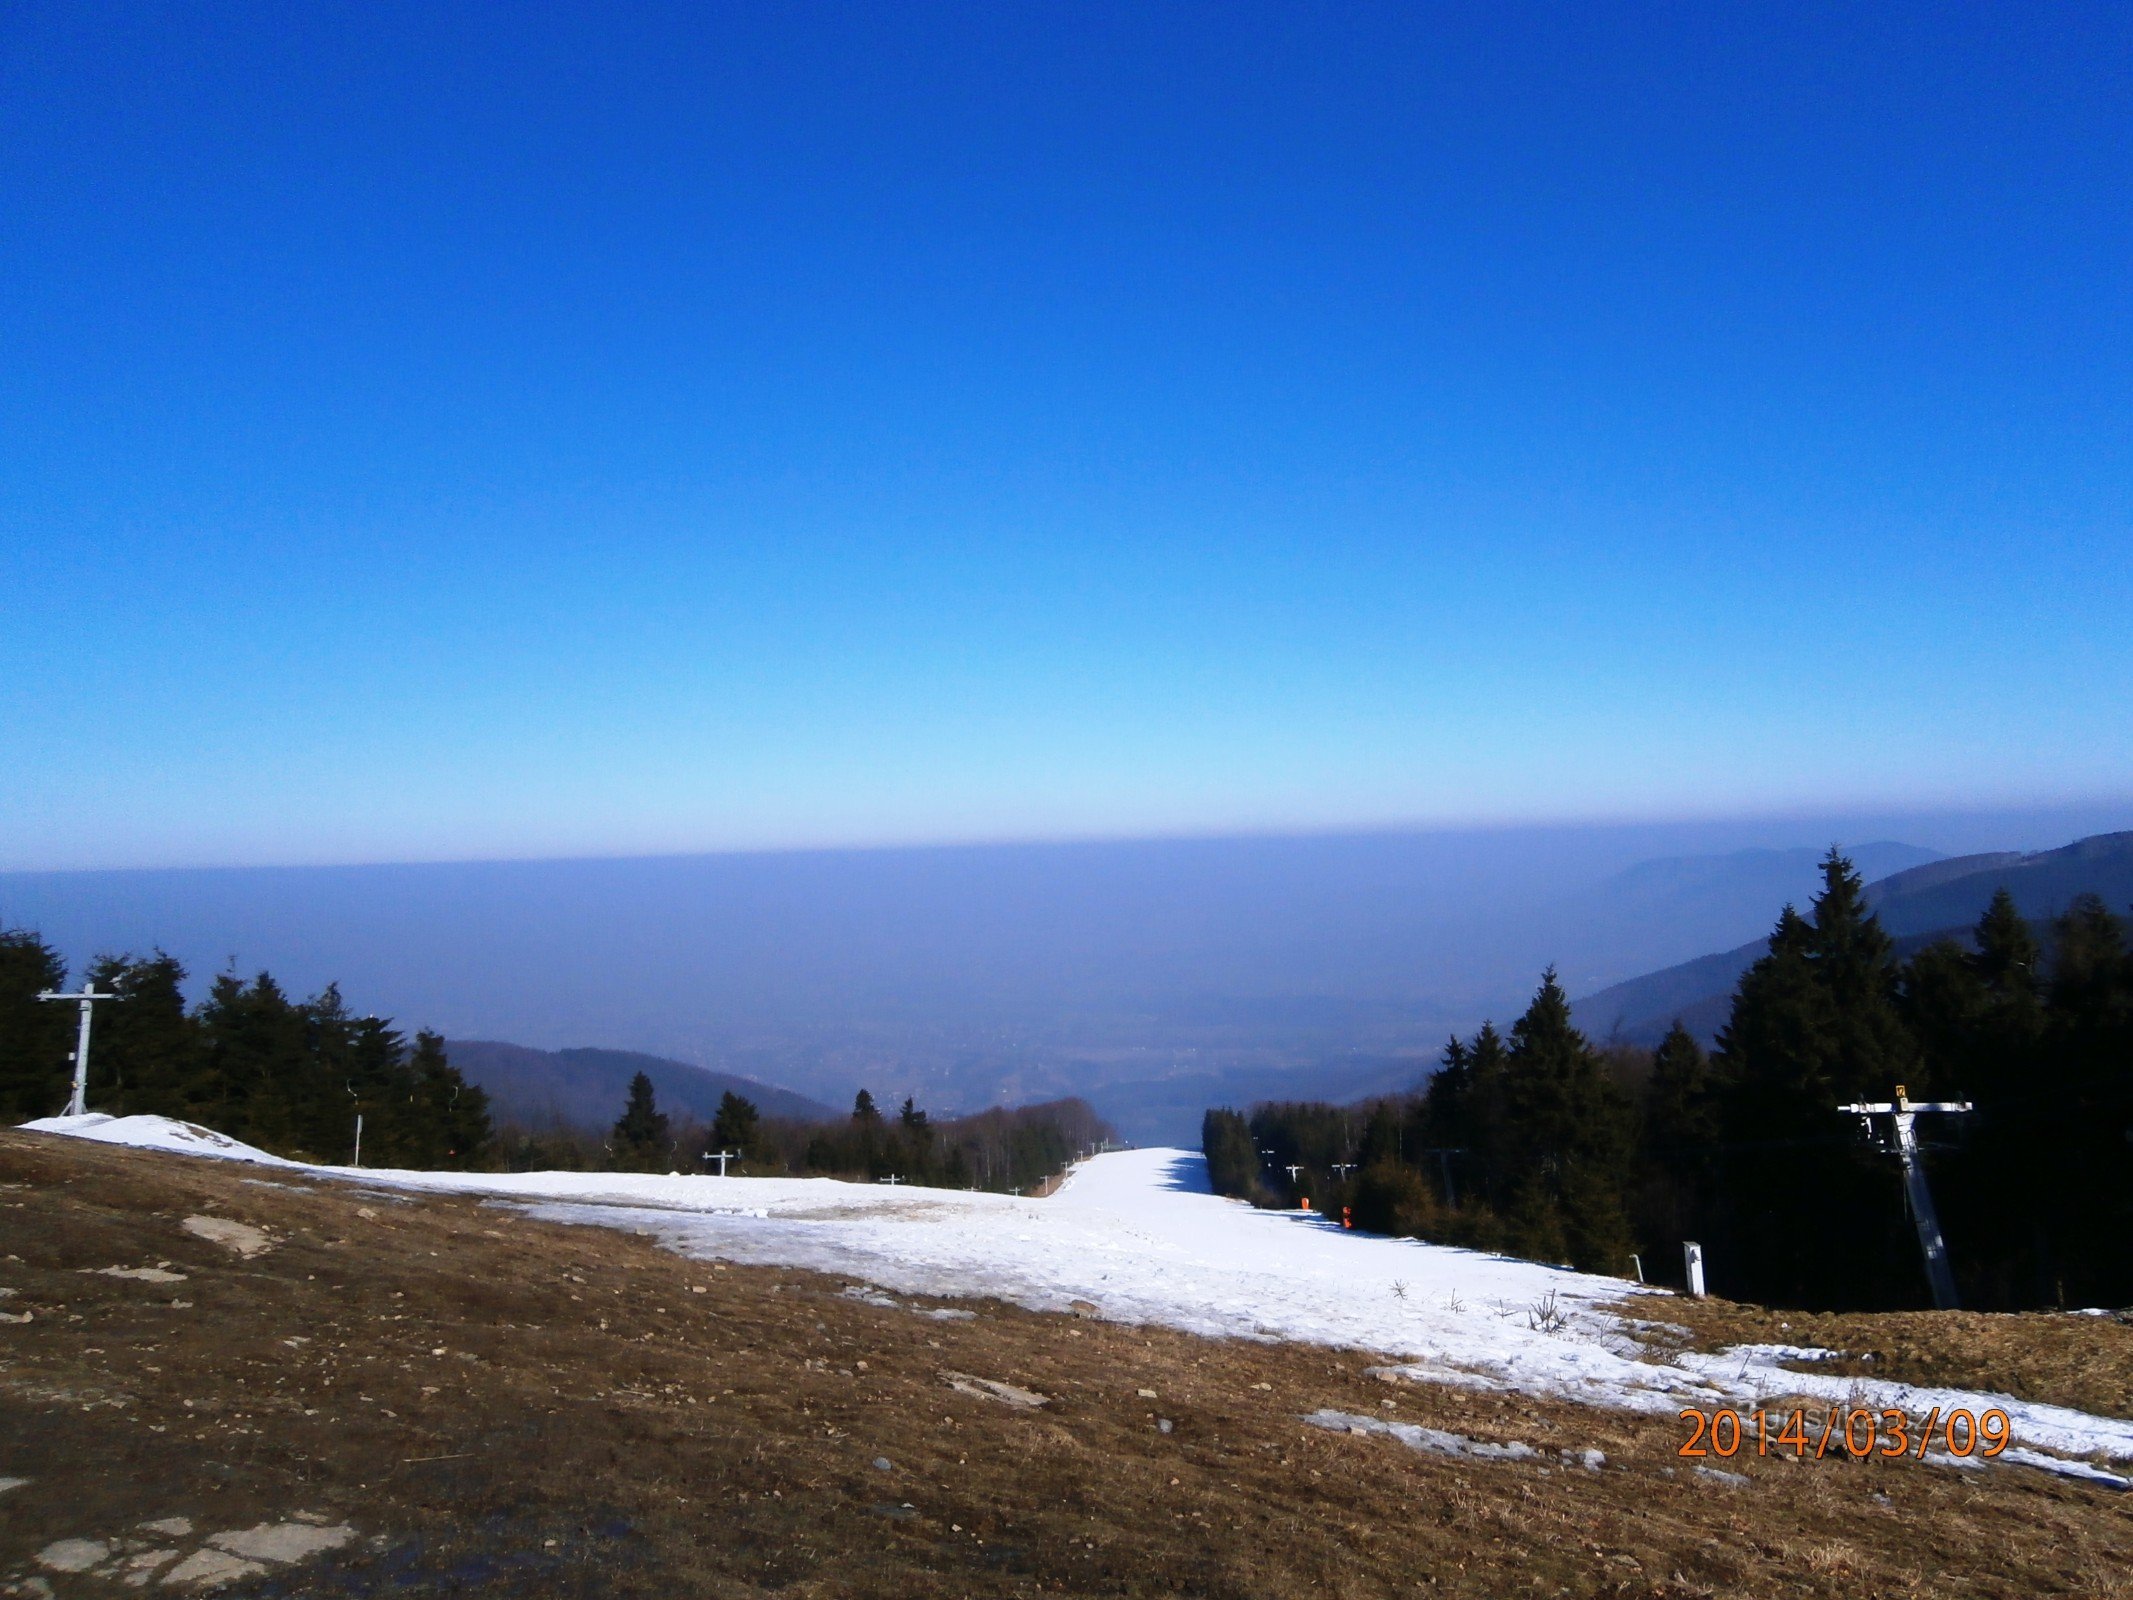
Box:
[36,980,126,1118]
[1839,1084,1974,1310]
[702,1149,738,1177]
[1683,1241,1707,1297]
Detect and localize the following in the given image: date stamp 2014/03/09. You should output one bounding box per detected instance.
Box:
[1680,1406,2012,1462]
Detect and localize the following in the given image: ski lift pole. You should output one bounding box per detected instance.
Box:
[36,980,126,1118]
[1839,1085,1973,1310]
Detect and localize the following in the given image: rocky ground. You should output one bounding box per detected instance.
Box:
[2,1129,2130,1598]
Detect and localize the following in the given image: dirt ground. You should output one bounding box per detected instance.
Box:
[2,1130,2130,1598]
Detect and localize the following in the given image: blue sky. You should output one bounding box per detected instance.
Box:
[4,3,2130,869]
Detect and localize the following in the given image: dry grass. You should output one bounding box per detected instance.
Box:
[1644,1295,2133,1422]
[1,1130,2129,1597]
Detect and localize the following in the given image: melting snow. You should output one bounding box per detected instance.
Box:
[22,1113,292,1165]
[1306,1409,1542,1463]
[22,1115,2133,1487]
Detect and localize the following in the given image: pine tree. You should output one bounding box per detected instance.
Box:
[1907,890,2050,1308]
[1629,1022,1718,1278]
[86,952,200,1119]
[1357,1100,1403,1170]
[710,1090,761,1157]
[1200,1108,1261,1199]
[2036,896,2133,1306]
[1717,907,1835,1122]
[1494,970,1633,1274]
[1802,850,1919,1101]
[293,983,358,1160]
[412,1032,491,1168]
[612,1072,670,1171]
[1974,888,2043,1009]
[1711,854,1925,1308]
[0,930,70,1120]
[1350,1160,1439,1238]
[195,973,307,1150]
[1422,1035,1472,1147]
[341,1014,409,1165]
[1643,1023,1716,1163]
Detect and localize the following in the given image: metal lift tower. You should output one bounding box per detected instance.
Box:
[1839,1084,1974,1310]
[36,980,126,1119]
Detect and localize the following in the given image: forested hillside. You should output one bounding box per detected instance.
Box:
[1208,853,2133,1312]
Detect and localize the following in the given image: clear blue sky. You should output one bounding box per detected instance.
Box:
[4,3,2130,869]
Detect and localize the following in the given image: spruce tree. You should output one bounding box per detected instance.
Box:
[1711,855,1925,1308]
[1643,1023,1716,1163]
[1630,1022,1718,1276]
[411,1031,491,1168]
[1495,971,1633,1273]
[195,973,307,1150]
[1974,888,2043,1009]
[1357,1100,1403,1170]
[1200,1108,1261,1199]
[612,1072,670,1170]
[0,930,70,1120]
[2036,896,2133,1306]
[341,1014,409,1165]
[710,1090,761,1157]
[1802,850,1919,1101]
[1422,1036,1472,1149]
[86,952,200,1119]
[1909,890,2049,1308]
[849,1087,887,1177]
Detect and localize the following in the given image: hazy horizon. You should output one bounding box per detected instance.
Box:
[9,798,2130,1142]
[8,794,2133,879]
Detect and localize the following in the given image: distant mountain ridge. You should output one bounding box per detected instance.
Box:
[1574,831,2133,1046]
[446,1040,838,1132]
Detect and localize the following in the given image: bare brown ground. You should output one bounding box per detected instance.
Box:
[1,1129,2129,1598]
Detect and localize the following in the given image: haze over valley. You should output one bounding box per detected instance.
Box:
[8,803,2126,1142]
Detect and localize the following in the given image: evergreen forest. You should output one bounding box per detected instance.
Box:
[1205,852,2133,1312]
[586,1072,1110,1196]
[0,941,493,1168]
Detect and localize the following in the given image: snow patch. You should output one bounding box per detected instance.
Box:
[20,1113,290,1166]
[28,1115,2133,1487]
[1306,1409,1541,1463]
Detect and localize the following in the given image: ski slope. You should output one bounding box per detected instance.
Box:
[23,1113,2133,1484]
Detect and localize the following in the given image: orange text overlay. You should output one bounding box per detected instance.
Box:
[1679,1405,2011,1462]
